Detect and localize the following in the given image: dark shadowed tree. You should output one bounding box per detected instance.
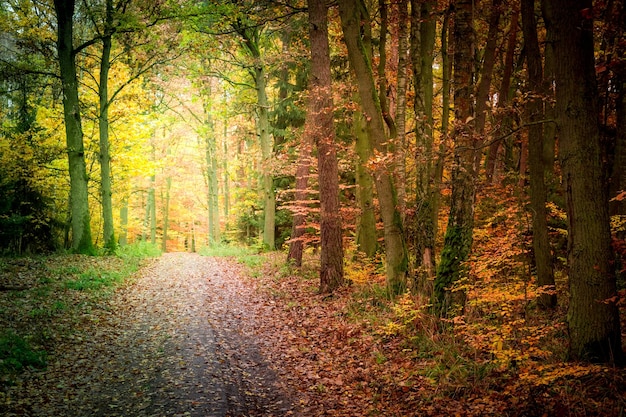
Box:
[543,0,624,364]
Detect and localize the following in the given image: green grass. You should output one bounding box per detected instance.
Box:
[65,268,124,291]
[0,331,46,373]
[115,241,162,259]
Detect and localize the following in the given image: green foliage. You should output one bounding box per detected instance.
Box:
[0,331,46,374]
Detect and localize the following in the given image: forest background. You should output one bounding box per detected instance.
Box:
[1,0,626,414]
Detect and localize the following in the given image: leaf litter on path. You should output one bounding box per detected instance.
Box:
[1,253,295,417]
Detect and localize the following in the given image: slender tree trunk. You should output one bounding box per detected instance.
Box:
[354,106,378,257]
[287,137,312,266]
[308,0,344,293]
[161,176,171,253]
[257,68,275,249]
[542,34,557,185]
[202,78,220,245]
[234,22,275,249]
[395,0,409,224]
[339,0,409,295]
[99,24,115,252]
[486,7,519,183]
[434,0,476,316]
[149,175,156,244]
[412,0,437,287]
[544,0,624,364]
[522,0,556,309]
[223,121,230,220]
[473,0,502,172]
[377,0,397,139]
[119,198,128,247]
[53,0,94,254]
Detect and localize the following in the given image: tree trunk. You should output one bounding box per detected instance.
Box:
[543,0,624,364]
[338,0,409,295]
[223,121,230,220]
[98,7,115,252]
[148,171,157,244]
[53,0,94,254]
[119,198,128,247]
[201,77,220,245]
[486,7,519,183]
[434,0,476,316]
[354,106,378,257]
[473,0,502,172]
[308,0,344,293]
[234,22,275,250]
[287,137,312,266]
[161,176,171,253]
[411,0,437,288]
[256,70,275,249]
[522,0,556,309]
[395,0,409,224]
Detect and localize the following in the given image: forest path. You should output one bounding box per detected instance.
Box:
[7,253,296,417]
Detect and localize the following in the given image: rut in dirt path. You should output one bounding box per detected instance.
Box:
[7,253,295,417]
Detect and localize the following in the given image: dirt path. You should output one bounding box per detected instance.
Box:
[5,253,296,417]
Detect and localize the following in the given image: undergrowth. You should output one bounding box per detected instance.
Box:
[237,183,625,415]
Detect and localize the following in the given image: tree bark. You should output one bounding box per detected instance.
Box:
[543,0,624,364]
[287,137,312,266]
[161,176,171,253]
[308,0,344,293]
[473,0,502,171]
[434,0,476,316]
[338,0,409,295]
[201,77,220,245]
[486,7,519,183]
[395,0,409,224]
[234,22,275,250]
[53,0,94,254]
[354,104,378,257]
[411,0,437,288]
[522,0,556,309]
[98,0,115,252]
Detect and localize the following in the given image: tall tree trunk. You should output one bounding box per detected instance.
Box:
[287,137,312,266]
[354,106,378,257]
[53,0,94,254]
[223,120,230,220]
[486,7,519,183]
[234,22,275,249]
[543,0,624,364]
[149,175,156,244]
[434,0,476,316]
[412,0,437,288]
[395,0,409,224]
[308,0,344,293]
[257,69,275,250]
[202,78,220,245]
[98,1,115,252]
[119,198,128,247]
[161,176,171,253]
[522,0,556,309]
[473,0,502,171]
[377,0,397,139]
[338,0,409,295]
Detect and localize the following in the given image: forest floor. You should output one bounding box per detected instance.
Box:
[1,250,625,416]
[0,253,294,416]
